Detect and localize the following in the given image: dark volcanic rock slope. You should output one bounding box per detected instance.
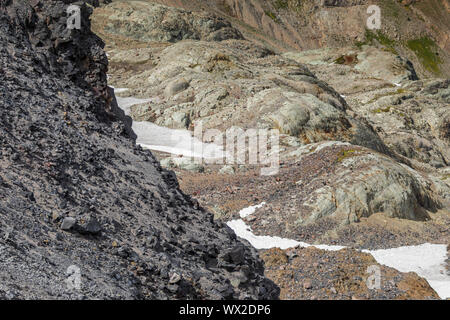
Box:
[0,0,278,299]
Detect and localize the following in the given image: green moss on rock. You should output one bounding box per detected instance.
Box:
[406,37,442,75]
[355,29,398,55]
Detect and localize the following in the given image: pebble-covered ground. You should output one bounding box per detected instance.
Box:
[260,247,440,300]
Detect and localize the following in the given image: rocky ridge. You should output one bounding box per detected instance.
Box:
[141,0,450,78]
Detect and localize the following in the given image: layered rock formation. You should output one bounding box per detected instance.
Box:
[97,7,391,155]
[93,1,243,44]
[141,0,449,78]
[1,0,448,300]
[0,0,279,299]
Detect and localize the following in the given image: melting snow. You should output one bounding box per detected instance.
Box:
[239,202,266,218]
[228,202,345,251]
[227,219,303,250]
[364,244,449,299]
[227,202,450,299]
[113,88,226,159]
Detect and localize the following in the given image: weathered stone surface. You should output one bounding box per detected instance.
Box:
[131,0,450,78]
[100,2,448,252]
[106,32,389,154]
[287,48,450,170]
[178,140,450,249]
[160,157,205,173]
[226,142,449,245]
[61,217,76,231]
[299,148,442,224]
[93,1,243,43]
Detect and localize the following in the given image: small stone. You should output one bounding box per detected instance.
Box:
[169,273,181,284]
[165,78,189,97]
[230,278,240,288]
[219,165,235,175]
[61,217,76,231]
[52,212,61,222]
[78,217,102,235]
[303,280,312,289]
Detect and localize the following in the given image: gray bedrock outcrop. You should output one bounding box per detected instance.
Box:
[106,43,390,155]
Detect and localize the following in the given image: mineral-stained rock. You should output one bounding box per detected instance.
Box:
[287,47,450,170]
[0,0,278,300]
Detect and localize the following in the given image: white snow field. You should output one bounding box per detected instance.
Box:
[114,89,449,299]
[227,203,346,251]
[365,244,449,299]
[227,203,450,299]
[239,202,266,218]
[113,88,226,160]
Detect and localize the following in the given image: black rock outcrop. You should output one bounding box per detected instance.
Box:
[0,0,279,299]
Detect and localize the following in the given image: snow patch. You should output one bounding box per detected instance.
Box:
[226,219,302,250]
[113,88,226,159]
[227,202,345,251]
[228,203,450,299]
[239,202,266,218]
[364,244,449,299]
[115,95,152,116]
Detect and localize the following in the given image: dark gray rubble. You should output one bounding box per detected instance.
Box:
[0,0,279,299]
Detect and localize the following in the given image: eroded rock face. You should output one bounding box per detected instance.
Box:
[296,146,441,224]
[284,45,418,84]
[89,1,450,299]
[98,2,449,247]
[287,47,450,170]
[239,143,448,243]
[0,0,279,300]
[177,141,450,249]
[92,1,243,43]
[106,36,390,154]
[355,78,450,169]
[144,0,449,78]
